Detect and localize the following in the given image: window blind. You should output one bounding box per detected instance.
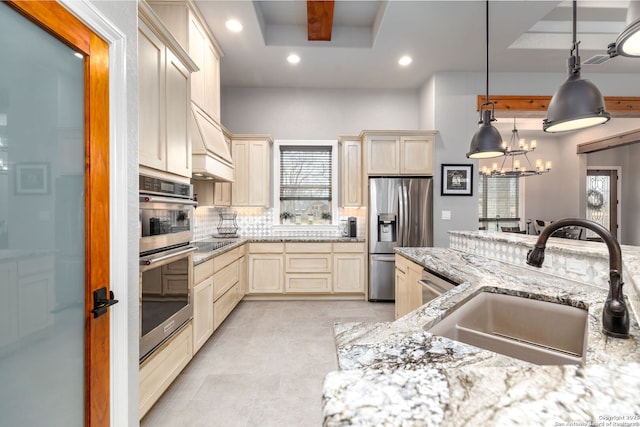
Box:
[478,175,520,222]
[279,145,332,201]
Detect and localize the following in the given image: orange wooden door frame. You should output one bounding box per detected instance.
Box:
[5,2,110,426]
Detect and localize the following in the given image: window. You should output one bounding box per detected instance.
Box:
[478,175,520,231]
[274,141,338,225]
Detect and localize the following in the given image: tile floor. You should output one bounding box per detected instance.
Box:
[141,300,395,427]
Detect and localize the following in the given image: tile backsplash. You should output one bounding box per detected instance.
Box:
[194,206,366,240]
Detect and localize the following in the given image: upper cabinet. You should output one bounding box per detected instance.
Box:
[148,0,223,122]
[338,136,363,207]
[363,131,437,176]
[231,136,273,207]
[138,1,198,179]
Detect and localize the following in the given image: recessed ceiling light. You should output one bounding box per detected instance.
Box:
[225,19,243,33]
[398,55,412,66]
[287,53,301,64]
[73,52,83,59]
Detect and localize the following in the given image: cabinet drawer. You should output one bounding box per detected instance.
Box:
[193,259,213,285]
[285,274,332,293]
[139,322,193,419]
[249,242,285,253]
[285,254,331,273]
[333,242,366,253]
[213,260,238,301]
[285,242,331,253]
[213,247,240,272]
[214,282,242,330]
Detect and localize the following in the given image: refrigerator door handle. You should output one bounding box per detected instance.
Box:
[397,183,405,247]
[401,181,409,246]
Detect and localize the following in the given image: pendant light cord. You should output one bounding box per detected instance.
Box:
[570,0,581,74]
[485,0,489,102]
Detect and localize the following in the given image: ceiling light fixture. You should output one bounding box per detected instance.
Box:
[609,0,640,57]
[480,117,552,178]
[467,0,505,159]
[543,0,610,133]
[287,53,301,64]
[225,19,243,33]
[398,55,412,66]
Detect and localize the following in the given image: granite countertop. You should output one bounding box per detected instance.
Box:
[323,247,640,426]
[192,235,365,265]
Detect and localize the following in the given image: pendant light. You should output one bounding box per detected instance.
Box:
[466,0,504,159]
[610,0,640,57]
[543,0,610,133]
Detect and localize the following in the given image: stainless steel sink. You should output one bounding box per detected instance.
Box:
[426,292,588,365]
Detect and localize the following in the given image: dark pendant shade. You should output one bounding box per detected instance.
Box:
[467,109,504,159]
[543,70,610,133]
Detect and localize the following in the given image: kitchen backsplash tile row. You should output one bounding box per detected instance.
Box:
[194,206,366,240]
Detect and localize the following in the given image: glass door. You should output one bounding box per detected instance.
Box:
[0,2,111,426]
[586,169,619,240]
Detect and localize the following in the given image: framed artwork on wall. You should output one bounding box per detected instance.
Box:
[441,164,473,196]
[15,162,50,195]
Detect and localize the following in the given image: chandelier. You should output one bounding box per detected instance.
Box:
[480,118,552,178]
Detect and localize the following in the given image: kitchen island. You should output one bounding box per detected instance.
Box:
[322,236,640,426]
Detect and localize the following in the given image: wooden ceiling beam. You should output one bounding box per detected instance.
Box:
[307,0,334,41]
[477,95,640,118]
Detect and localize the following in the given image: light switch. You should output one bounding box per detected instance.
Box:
[441,210,451,220]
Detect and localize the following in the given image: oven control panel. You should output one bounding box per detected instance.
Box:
[139,175,192,198]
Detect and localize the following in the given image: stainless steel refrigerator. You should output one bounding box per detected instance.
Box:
[368,177,433,301]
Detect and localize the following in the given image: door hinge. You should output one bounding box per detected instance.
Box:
[91,287,119,318]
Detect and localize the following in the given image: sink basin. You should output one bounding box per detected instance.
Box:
[426,292,588,365]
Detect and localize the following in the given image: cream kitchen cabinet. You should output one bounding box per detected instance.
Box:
[394,254,423,319]
[232,137,273,207]
[247,242,366,297]
[0,261,18,347]
[192,275,213,354]
[213,182,232,207]
[212,246,243,330]
[333,243,366,294]
[363,131,436,176]
[138,3,197,179]
[339,136,363,207]
[140,321,193,419]
[248,243,284,294]
[148,0,222,122]
[284,243,332,293]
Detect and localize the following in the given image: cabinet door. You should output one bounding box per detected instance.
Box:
[406,262,424,313]
[18,270,54,337]
[214,182,231,207]
[0,262,18,347]
[231,141,249,205]
[165,49,192,178]
[248,140,271,207]
[188,13,206,111]
[192,277,214,354]
[238,253,247,295]
[400,136,434,175]
[367,136,399,174]
[232,140,271,207]
[340,139,362,207]
[248,254,283,293]
[138,21,165,171]
[204,42,220,121]
[333,254,365,293]
[394,266,407,319]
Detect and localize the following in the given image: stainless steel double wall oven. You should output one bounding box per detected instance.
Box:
[139,175,197,361]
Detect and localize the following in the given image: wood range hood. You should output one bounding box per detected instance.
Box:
[190,102,234,182]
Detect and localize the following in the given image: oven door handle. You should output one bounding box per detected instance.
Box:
[139,195,198,206]
[140,245,197,269]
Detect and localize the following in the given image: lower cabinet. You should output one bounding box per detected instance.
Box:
[394,254,423,319]
[247,242,366,296]
[192,276,213,354]
[212,246,244,330]
[139,322,193,419]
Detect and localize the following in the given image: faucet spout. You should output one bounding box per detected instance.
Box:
[526,218,629,339]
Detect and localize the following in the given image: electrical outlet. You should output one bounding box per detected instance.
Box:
[442,210,451,220]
